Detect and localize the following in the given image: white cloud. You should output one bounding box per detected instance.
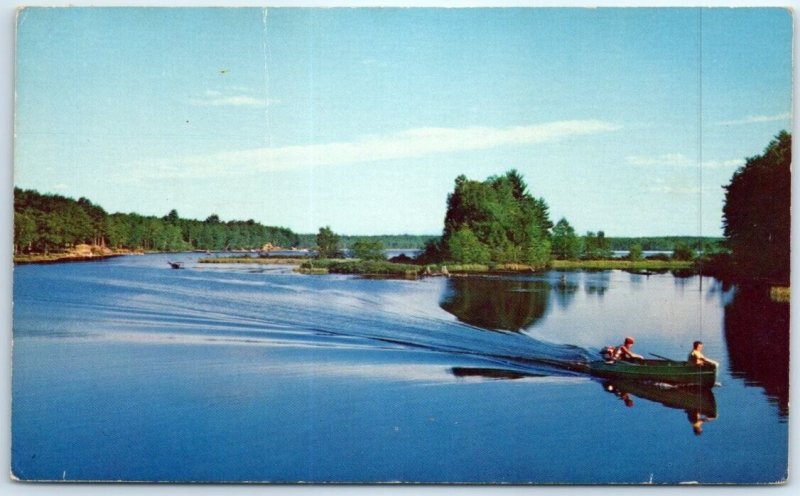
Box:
[626,154,743,170]
[701,158,744,169]
[717,112,791,126]
[189,89,279,108]
[126,119,618,181]
[627,153,693,167]
[647,184,701,195]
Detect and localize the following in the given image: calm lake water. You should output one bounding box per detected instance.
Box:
[12,254,788,483]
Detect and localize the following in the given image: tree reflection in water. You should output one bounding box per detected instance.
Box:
[724,285,789,417]
[553,273,579,309]
[584,270,611,296]
[439,277,551,331]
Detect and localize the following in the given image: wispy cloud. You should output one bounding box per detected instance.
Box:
[647,184,701,195]
[626,153,743,169]
[627,153,693,167]
[188,89,279,108]
[126,120,618,181]
[717,112,791,126]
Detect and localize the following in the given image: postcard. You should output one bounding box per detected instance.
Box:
[11,6,791,484]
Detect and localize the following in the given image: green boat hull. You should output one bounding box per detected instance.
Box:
[588,359,717,388]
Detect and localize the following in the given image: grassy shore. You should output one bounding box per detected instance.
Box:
[298,259,422,278]
[200,256,697,277]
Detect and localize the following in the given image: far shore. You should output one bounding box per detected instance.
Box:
[13,249,136,265]
[14,251,790,301]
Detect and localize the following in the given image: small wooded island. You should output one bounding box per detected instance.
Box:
[14,132,790,294]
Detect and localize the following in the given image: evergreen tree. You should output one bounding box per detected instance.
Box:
[722,131,791,283]
[316,226,342,259]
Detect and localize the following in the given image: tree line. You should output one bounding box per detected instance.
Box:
[719,130,790,284]
[295,233,437,250]
[15,129,788,284]
[310,170,719,267]
[14,188,299,254]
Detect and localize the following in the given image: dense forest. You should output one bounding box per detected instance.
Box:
[13,188,299,254]
[721,131,791,284]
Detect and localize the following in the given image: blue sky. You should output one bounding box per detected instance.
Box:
[14,7,793,236]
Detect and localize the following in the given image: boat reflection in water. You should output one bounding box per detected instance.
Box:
[602,380,718,436]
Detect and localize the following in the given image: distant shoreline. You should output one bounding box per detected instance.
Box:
[13,252,128,265]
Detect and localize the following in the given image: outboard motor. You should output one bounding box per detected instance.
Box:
[600,346,616,363]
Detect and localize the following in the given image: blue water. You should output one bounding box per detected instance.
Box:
[12,254,788,483]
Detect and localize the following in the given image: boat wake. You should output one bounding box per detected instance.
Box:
[14,262,592,379]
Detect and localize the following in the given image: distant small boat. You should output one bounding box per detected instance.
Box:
[168,261,183,269]
[588,359,717,388]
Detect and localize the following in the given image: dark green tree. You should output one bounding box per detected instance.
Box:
[316,226,342,259]
[628,243,643,262]
[582,230,612,259]
[672,241,695,261]
[442,170,552,268]
[722,131,791,283]
[164,209,180,223]
[13,210,37,254]
[351,239,387,260]
[551,218,580,260]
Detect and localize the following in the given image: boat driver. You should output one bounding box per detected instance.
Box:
[688,341,719,367]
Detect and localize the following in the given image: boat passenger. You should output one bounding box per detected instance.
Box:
[614,337,643,362]
[688,341,718,367]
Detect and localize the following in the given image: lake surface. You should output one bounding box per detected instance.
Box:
[12,254,789,483]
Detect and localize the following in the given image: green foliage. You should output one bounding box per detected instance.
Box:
[671,241,695,261]
[628,243,643,262]
[605,236,723,252]
[316,226,342,259]
[296,233,437,250]
[300,259,420,277]
[447,227,491,264]
[722,131,791,283]
[350,239,387,260]
[551,218,580,260]
[582,230,613,260]
[13,188,300,254]
[441,170,552,268]
[416,238,445,265]
[13,211,37,254]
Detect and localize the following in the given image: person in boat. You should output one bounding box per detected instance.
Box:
[688,341,718,368]
[614,337,643,362]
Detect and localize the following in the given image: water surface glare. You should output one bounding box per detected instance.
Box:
[12,254,788,483]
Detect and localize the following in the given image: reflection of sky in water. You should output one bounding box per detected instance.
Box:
[11,255,789,483]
